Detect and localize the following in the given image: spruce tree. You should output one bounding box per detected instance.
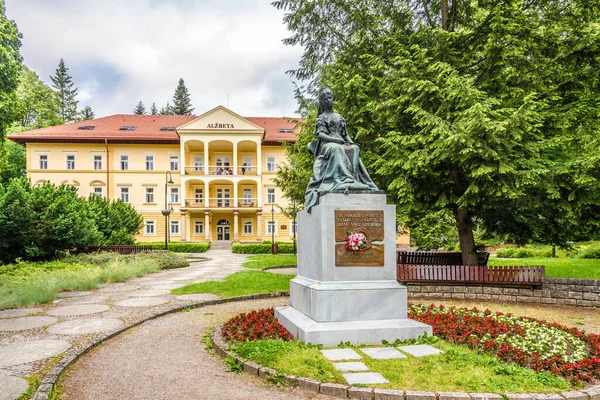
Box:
[80,105,95,120]
[170,78,194,115]
[50,58,79,123]
[159,102,173,115]
[133,101,146,115]
[150,102,158,115]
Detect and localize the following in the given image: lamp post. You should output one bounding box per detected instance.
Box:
[271,202,275,254]
[292,200,297,255]
[163,171,174,250]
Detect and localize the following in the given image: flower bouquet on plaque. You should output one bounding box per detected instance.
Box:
[346,231,368,252]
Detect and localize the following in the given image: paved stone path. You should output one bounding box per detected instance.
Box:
[0,249,246,400]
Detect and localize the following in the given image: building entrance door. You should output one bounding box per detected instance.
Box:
[216,219,231,241]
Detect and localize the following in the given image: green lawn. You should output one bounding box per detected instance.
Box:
[242,254,298,269]
[171,270,293,298]
[489,257,600,279]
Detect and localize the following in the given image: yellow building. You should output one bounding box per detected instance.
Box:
[8,106,300,244]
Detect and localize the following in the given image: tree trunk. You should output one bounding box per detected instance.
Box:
[441,0,449,29]
[453,206,478,266]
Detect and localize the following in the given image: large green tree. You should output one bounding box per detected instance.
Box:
[11,66,62,130]
[79,105,95,120]
[274,0,600,264]
[0,140,25,183]
[0,0,22,141]
[133,100,146,115]
[170,78,194,115]
[50,58,79,123]
[150,102,158,115]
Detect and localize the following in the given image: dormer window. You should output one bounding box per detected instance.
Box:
[160,126,176,131]
[278,128,294,133]
[119,126,137,131]
[78,125,95,130]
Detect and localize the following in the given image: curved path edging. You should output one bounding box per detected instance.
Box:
[211,306,600,400]
[32,291,290,400]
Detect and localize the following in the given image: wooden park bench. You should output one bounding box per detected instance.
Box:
[396,251,490,266]
[86,245,153,254]
[396,251,544,288]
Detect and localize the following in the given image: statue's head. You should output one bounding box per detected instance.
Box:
[318,87,334,115]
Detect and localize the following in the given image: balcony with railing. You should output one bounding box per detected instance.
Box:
[184,197,259,208]
[184,165,258,176]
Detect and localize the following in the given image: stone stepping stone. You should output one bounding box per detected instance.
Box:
[46,304,109,317]
[0,370,29,400]
[175,293,220,302]
[56,291,92,298]
[61,295,108,305]
[398,344,444,357]
[170,276,194,281]
[150,283,186,290]
[46,318,123,335]
[0,316,58,332]
[333,362,369,372]
[343,372,389,385]
[129,289,170,297]
[320,348,362,361]
[0,340,71,367]
[97,285,140,293]
[115,298,169,307]
[0,307,42,319]
[266,268,297,275]
[361,347,406,359]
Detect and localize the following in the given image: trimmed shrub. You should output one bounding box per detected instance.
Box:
[578,243,600,259]
[495,247,535,258]
[232,242,295,254]
[135,242,210,252]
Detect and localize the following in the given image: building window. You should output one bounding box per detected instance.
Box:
[39,154,48,170]
[145,155,154,171]
[194,188,203,204]
[194,221,204,234]
[170,187,179,204]
[170,156,179,171]
[242,157,252,174]
[145,187,155,203]
[144,220,155,235]
[170,220,180,235]
[290,221,297,236]
[93,187,103,197]
[267,157,275,172]
[120,187,129,203]
[93,155,102,170]
[267,188,275,204]
[120,155,129,170]
[243,221,253,235]
[66,155,75,170]
[243,188,252,205]
[267,221,276,235]
[194,157,203,171]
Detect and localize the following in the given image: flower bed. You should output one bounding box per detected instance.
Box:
[409,303,600,384]
[221,307,293,343]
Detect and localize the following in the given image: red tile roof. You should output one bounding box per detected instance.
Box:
[8,114,301,145]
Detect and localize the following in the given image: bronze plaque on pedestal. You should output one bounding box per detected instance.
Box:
[335,210,385,266]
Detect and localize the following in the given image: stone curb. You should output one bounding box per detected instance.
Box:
[211,323,600,400]
[261,265,297,270]
[32,291,290,400]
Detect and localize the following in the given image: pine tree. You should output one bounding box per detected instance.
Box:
[150,102,158,115]
[170,78,194,115]
[50,58,79,123]
[80,105,95,120]
[133,101,146,115]
[159,102,173,115]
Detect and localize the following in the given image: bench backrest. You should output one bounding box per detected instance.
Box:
[397,251,490,266]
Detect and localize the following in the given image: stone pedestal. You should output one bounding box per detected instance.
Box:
[275,193,431,347]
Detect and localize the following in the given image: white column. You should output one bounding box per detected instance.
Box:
[204,210,211,242]
[180,211,187,241]
[233,141,238,175]
[233,210,239,241]
[204,141,209,175]
[256,211,262,241]
[204,181,209,207]
[180,139,186,176]
[256,140,262,175]
[257,178,262,207]
[233,181,238,208]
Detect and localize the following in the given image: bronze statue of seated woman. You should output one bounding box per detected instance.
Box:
[304,88,379,212]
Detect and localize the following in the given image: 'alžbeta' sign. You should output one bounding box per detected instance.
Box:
[207,123,235,129]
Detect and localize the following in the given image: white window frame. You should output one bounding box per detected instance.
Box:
[66,154,76,170]
[266,156,276,172]
[170,220,180,236]
[267,188,276,204]
[266,220,277,236]
[144,220,156,236]
[120,155,129,170]
[93,187,103,197]
[145,155,154,171]
[93,154,103,170]
[243,188,252,205]
[145,187,155,204]
[170,156,179,171]
[170,187,179,204]
[242,220,253,236]
[194,156,203,171]
[120,187,130,203]
[39,154,48,170]
[194,220,204,235]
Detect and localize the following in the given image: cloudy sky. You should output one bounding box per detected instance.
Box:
[5,0,304,118]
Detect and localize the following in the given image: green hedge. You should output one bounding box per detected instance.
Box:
[579,243,600,259]
[135,242,210,252]
[232,242,295,254]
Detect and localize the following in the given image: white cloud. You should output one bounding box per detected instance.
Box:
[5,0,304,118]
